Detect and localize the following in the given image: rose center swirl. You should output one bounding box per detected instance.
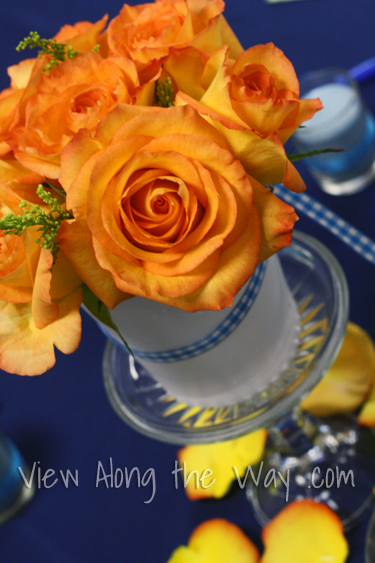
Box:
[119,171,203,251]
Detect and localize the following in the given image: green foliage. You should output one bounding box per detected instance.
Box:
[0,184,73,263]
[82,285,133,356]
[288,148,345,162]
[16,31,79,70]
[155,77,174,108]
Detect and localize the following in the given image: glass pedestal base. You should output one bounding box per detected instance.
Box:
[103,231,348,444]
[247,412,375,531]
[366,505,375,563]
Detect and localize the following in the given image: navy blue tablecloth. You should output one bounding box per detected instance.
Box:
[0,0,375,561]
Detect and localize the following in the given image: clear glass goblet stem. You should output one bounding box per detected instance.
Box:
[248,408,375,531]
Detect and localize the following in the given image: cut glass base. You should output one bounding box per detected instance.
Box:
[103,231,348,444]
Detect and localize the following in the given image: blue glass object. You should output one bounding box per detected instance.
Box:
[306,112,375,180]
[293,68,375,195]
[0,434,34,524]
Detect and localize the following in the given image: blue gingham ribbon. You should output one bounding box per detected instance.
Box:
[274,184,375,266]
[102,261,267,362]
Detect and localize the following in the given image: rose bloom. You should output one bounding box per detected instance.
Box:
[107,0,243,69]
[7,52,156,179]
[0,16,108,157]
[0,178,82,375]
[58,104,297,312]
[0,154,45,203]
[164,43,323,192]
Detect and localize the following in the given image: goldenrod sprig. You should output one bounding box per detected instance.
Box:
[16,31,79,70]
[0,185,73,263]
[155,77,174,108]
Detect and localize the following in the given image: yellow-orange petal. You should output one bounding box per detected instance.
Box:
[358,381,375,426]
[143,205,260,311]
[261,500,348,563]
[219,15,244,59]
[200,46,246,127]
[175,92,306,192]
[177,429,267,500]
[164,47,208,101]
[358,327,375,425]
[250,177,298,263]
[53,16,108,53]
[0,287,82,376]
[301,322,375,416]
[278,97,323,144]
[167,519,260,563]
[58,218,130,309]
[232,44,299,94]
[13,149,61,179]
[31,248,59,330]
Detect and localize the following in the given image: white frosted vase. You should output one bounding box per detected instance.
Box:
[97,254,300,407]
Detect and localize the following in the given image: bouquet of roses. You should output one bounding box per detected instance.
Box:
[0,0,321,376]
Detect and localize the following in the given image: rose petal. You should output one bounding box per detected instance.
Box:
[261,500,348,563]
[167,519,260,563]
[175,92,306,192]
[31,248,59,329]
[177,429,267,499]
[250,177,298,263]
[232,44,299,94]
[58,218,130,309]
[358,382,375,426]
[301,322,375,416]
[148,207,260,311]
[0,287,82,376]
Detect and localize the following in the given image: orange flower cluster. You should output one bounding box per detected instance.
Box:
[0,0,322,375]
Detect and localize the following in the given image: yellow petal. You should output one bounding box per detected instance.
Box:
[359,329,375,425]
[261,500,348,563]
[358,379,375,426]
[250,176,298,263]
[0,288,82,376]
[177,429,267,499]
[167,519,260,563]
[301,322,375,416]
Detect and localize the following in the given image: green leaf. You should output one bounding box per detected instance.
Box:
[288,148,345,163]
[82,285,133,356]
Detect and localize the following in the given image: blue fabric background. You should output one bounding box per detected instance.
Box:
[0,0,375,561]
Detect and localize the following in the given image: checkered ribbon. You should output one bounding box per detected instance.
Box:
[102,261,267,362]
[273,184,375,266]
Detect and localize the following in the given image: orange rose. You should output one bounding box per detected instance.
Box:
[58,104,297,312]
[164,44,322,192]
[8,52,154,178]
[0,177,82,375]
[107,0,243,69]
[0,155,46,202]
[53,16,109,56]
[0,16,108,157]
[0,59,43,156]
